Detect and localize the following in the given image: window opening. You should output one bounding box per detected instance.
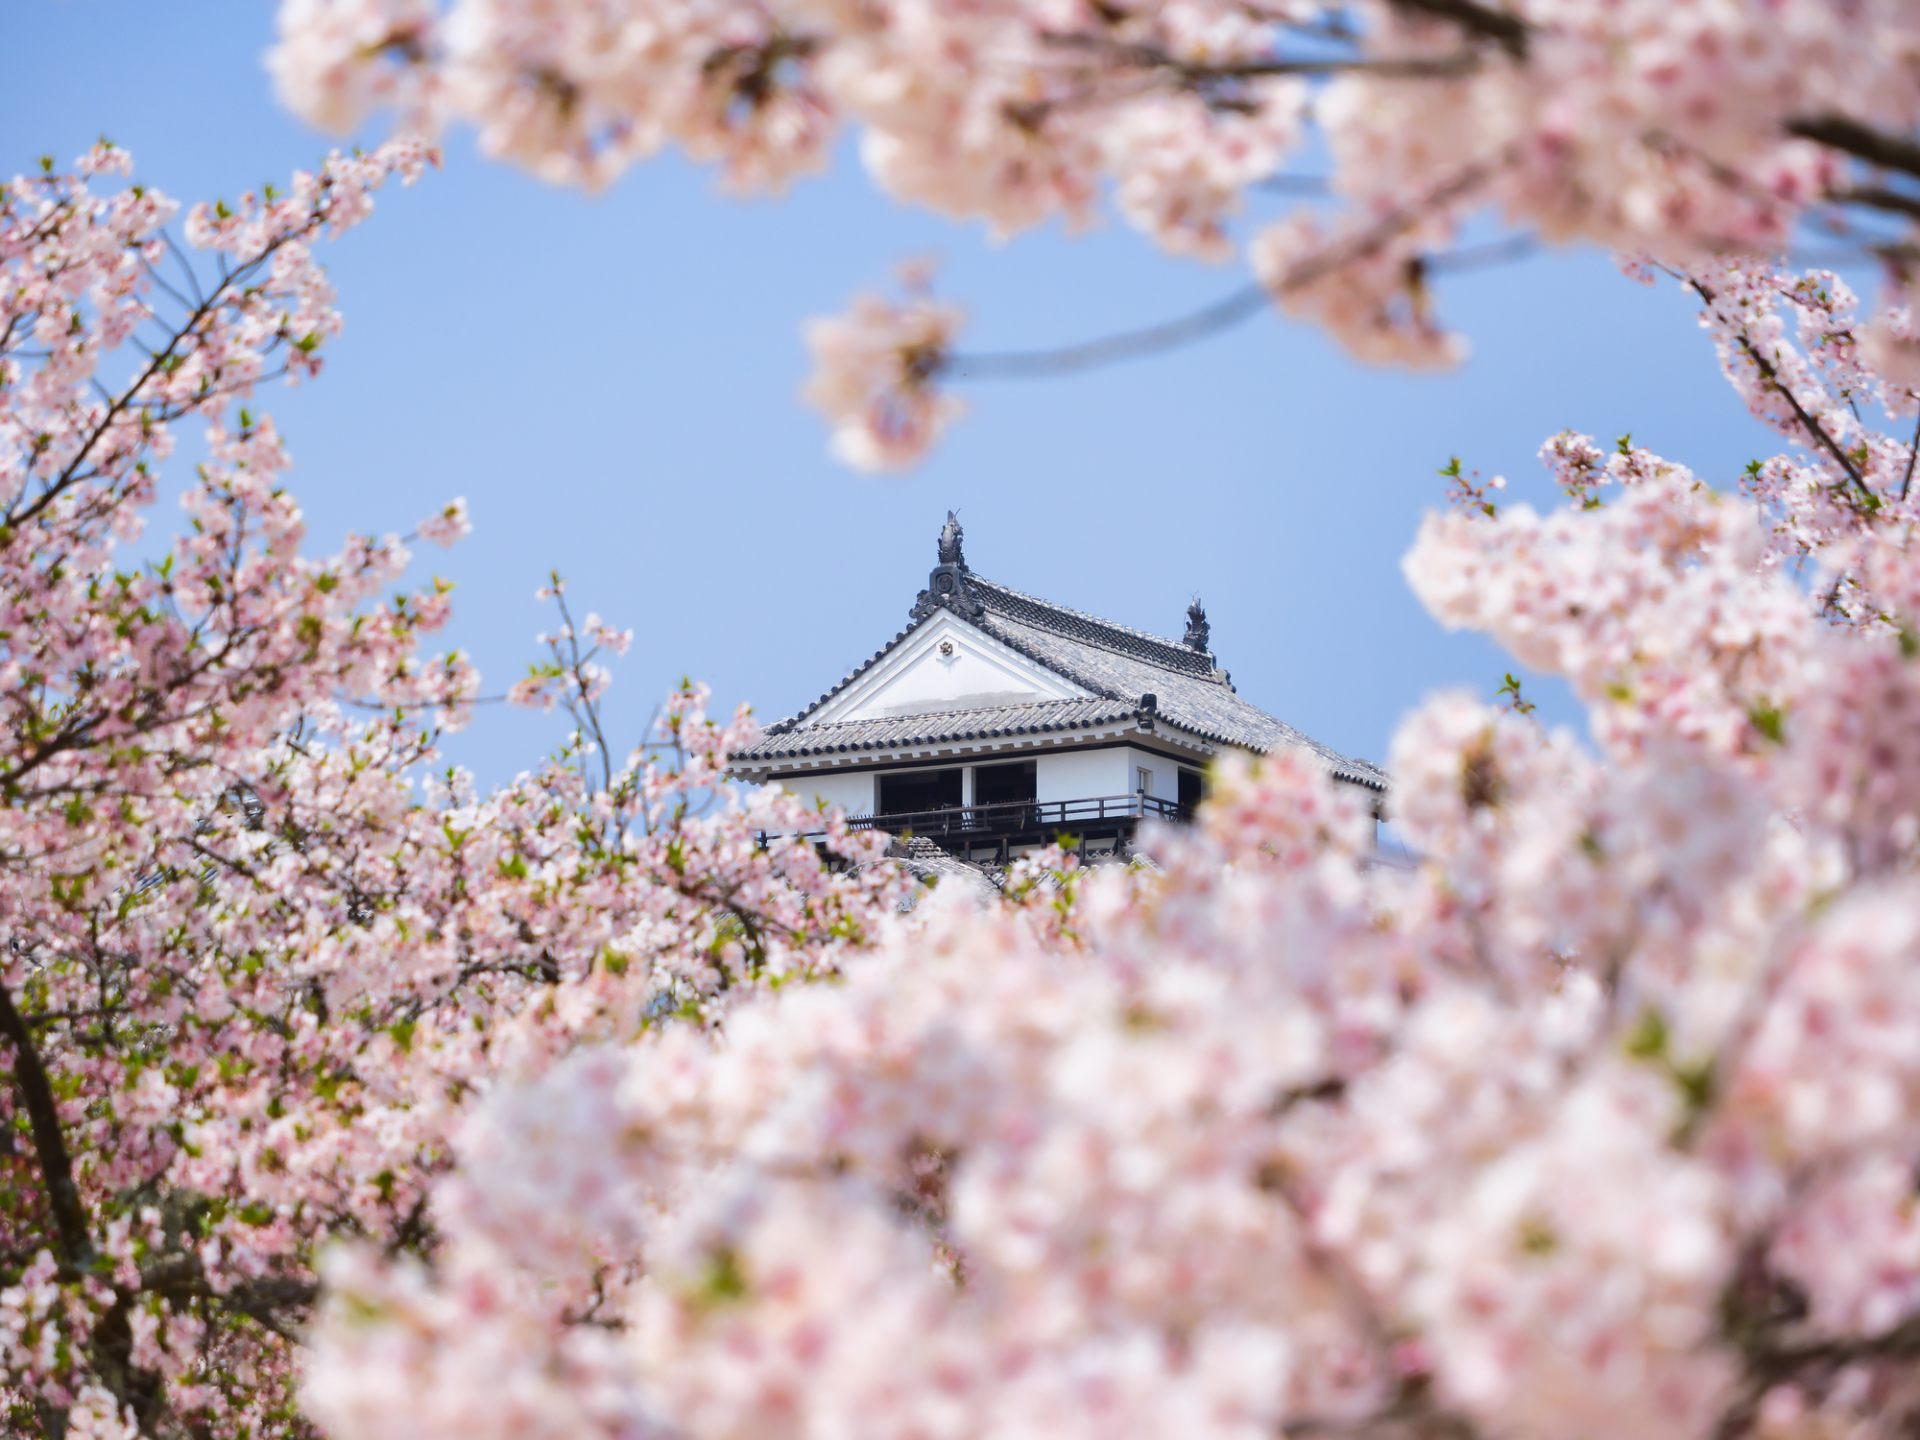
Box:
[878,768,961,817]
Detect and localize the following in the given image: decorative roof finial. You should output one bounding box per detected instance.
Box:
[936,509,966,569]
[1183,596,1211,652]
[911,510,984,621]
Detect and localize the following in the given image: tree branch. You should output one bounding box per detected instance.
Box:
[1683,275,1877,509]
[1386,0,1529,57]
[951,283,1270,379]
[1716,1313,1920,1440]
[1045,33,1484,81]
[0,977,91,1266]
[1787,115,1920,182]
[950,160,1497,380]
[1831,184,1920,224]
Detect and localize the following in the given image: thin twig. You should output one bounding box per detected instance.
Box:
[1257,173,1332,195]
[951,160,1500,380]
[161,231,206,306]
[1682,273,1876,508]
[951,284,1269,379]
[1900,409,1920,503]
[1426,231,1539,272]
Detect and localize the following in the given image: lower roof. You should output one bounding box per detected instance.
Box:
[732,697,1139,764]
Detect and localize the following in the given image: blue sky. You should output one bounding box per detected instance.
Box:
[4,2,1812,782]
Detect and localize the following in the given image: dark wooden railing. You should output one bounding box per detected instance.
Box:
[847,792,1186,838]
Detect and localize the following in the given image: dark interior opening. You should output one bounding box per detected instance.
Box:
[973,760,1037,809]
[1177,767,1204,814]
[878,767,961,816]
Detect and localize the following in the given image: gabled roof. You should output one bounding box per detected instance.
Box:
[732,518,1387,791]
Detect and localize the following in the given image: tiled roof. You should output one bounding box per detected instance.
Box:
[968,576,1217,678]
[734,698,1138,761]
[734,563,1387,791]
[888,836,1003,894]
[965,582,1385,787]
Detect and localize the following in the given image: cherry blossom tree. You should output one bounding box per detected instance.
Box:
[256,15,1920,1422]
[0,147,906,1438]
[302,260,1920,1440]
[11,4,1920,1438]
[269,0,1920,467]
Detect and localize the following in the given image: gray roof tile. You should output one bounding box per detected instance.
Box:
[733,698,1137,762]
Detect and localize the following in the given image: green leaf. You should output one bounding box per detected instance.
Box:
[1516,1216,1559,1256]
[1623,1007,1669,1061]
[693,1247,749,1309]
[1674,1059,1717,1116]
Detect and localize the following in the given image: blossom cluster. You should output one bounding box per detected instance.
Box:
[295,263,1920,1439]
[270,0,1920,465]
[803,274,964,473]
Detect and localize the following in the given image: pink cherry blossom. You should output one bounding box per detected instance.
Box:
[802,281,964,472]
[416,496,472,546]
[271,0,1920,468]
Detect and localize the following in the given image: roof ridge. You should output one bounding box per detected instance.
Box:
[970,574,1195,653]
[969,575,1221,679]
[788,696,1130,734]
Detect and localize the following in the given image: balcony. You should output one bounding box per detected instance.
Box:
[778,792,1189,865]
[859,791,1185,836]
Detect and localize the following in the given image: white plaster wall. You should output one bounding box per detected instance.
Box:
[1118,747,1190,803]
[1035,748,1132,805]
[780,770,876,818]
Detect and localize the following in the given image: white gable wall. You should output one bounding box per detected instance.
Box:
[807,612,1087,725]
